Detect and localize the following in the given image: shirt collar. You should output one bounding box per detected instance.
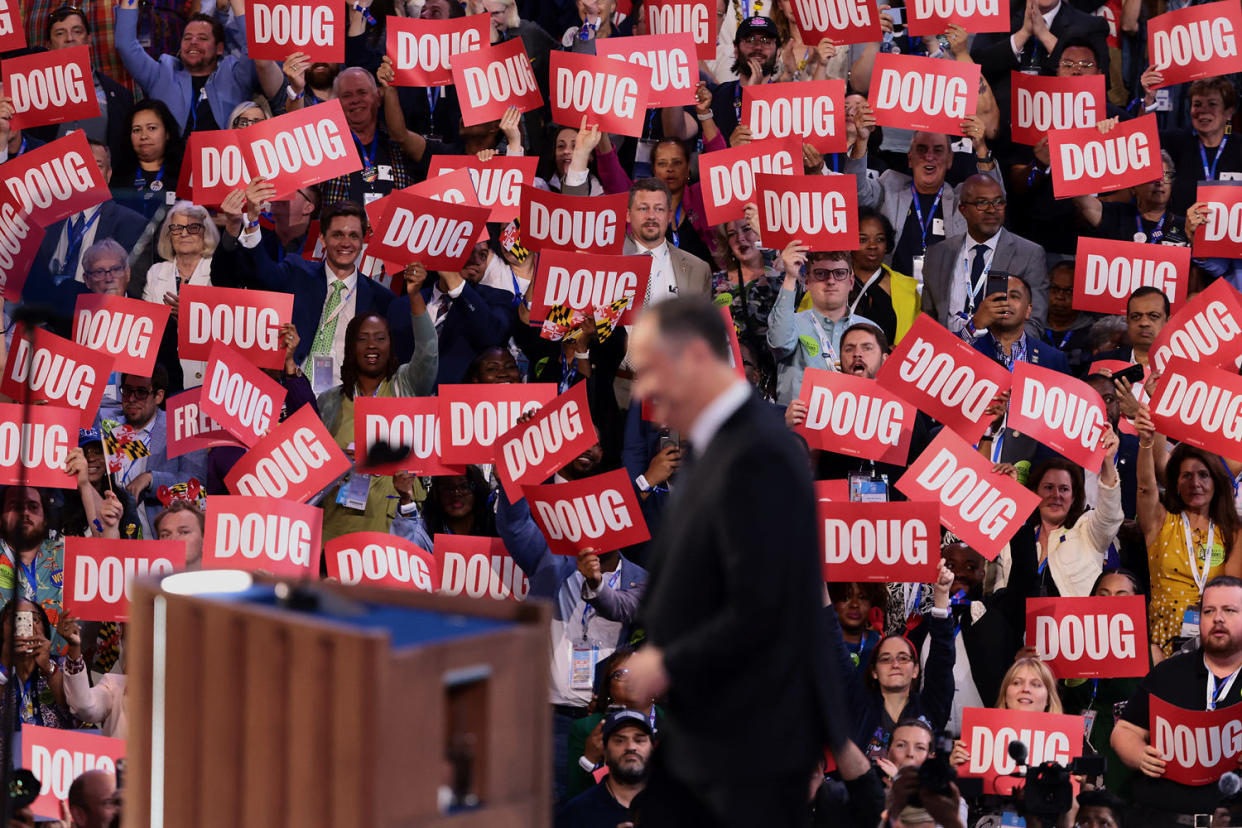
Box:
[688,380,751,456]
[634,237,669,257]
[964,230,1002,255]
[1042,2,1061,25]
[326,268,358,293]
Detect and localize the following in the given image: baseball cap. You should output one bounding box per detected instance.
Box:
[78,428,103,448]
[736,15,779,43]
[602,708,656,741]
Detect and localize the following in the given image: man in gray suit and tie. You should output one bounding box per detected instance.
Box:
[920,175,1049,341]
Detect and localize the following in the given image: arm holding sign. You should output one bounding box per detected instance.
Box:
[845,104,882,208]
[1134,403,1168,545]
[579,549,645,623]
[1080,428,1125,553]
[390,474,435,551]
[919,561,960,733]
[766,242,809,359]
[495,488,579,600]
[378,61,429,164]
[391,265,438,398]
[115,2,173,118]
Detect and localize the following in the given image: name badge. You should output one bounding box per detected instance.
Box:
[571,645,597,691]
[377,164,394,182]
[1181,606,1201,639]
[932,217,946,237]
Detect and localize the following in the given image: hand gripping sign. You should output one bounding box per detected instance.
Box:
[164,387,245,459]
[0,130,110,227]
[867,53,980,136]
[496,382,600,502]
[200,342,287,448]
[1150,357,1242,464]
[1150,696,1242,785]
[436,535,529,601]
[699,137,801,227]
[451,37,544,127]
[247,0,344,62]
[202,495,324,577]
[1072,236,1187,316]
[24,726,124,820]
[237,100,361,198]
[439,382,558,465]
[1007,362,1109,473]
[528,250,652,325]
[370,190,492,272]
[1009,72,1105,146]
[795,368,915,464]
[520,186,630,254]
[426,154,539,222]
[875,314,1012,443]
[1,325,112,428]
[1048,114,1162,199]
[387,14,488,86]
[1027,595,1149,679]
[1147,1,1242,89]
[64,537,186,622]
[178,284,293,371]
[906,0,1009,35]
[744,80,847,154]
[787,0,880,45]
[0,192,44,301]
[644,0,717,59]
[523,468,651,556]
[818,499,940,583]
[224,405,351,502]
[959,708,1084,796]
[71,293,171,377]
[1,45,99,130]
[755,173,859,252]
[550,51,651,138]
[0,403,77,488]
[897,428,1041,561]
[187,129,253,208]
[1149,278,1242,372]
[596,33,697,108]
[326,531,438,592]
[354,396,463,477]
[1194,183,1242,259]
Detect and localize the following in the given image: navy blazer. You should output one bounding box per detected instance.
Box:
[24,200,149,310]
[972,331,1070,374]
[390,280,515,387]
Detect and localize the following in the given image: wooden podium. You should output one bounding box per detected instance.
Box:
[123,574,551,827]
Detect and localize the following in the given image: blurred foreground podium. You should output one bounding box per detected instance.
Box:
[122,572,551,827]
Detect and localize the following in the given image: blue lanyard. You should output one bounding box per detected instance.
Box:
[1045,328,1073,350]
[134,164,164,193]
[354,133,379,169]
[580,568,623,636]
[910,185,943,250]
[17,557,36,598]
[186,84,208,136]
[829,153,840,173]
[733,83,742,121]
[671,202,683,247]
[1137,212,1166,244]
[66,210,101,254]
[427,87,440,117]
[1210,670,1239,710]
[15,136,26,157]
[644,109,656,139]
[1201,135,1228,181]
[559,352,579,394]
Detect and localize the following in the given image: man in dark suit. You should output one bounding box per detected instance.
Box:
[970,275,1068,373]
[622,298,872,826]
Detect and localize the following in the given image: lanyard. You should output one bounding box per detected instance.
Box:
[733,83,742,121]
[909,185,943,251]
[186,83,208,136]
[1207,661,1242,710]
[671,202,683,247]
[427,87,440,117]
[15,136,26,157]
[17,557,36,599]
[134,164,164,194]
[559,351,578,394]
[1201,135,1228,181]
[964,245,992,311]
[67,210,101,249]
[1045,328,1073,350]
[580,568,624,641]
[901,583,922,621]
[812,313,840,368]
[849,267,885,317]
[1136,212,1166,244]
[354,133,379,170]
[1182,513,1216,594]
[322,279,359,328]
[508,266,523,307]
[829,153,840,174]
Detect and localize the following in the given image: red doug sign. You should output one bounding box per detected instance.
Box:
[188,130,253,207]
[325,531,438,592]
[164,387,245,459]
[1008,362,1109,472]
[0,2,25,52]
[1147,2,1242,88]
[496,382,599,501]
[72,293,170,377]
[178,284,292,370]
[520,186,629,254]
[439,383,558,465]
[202,495,323,577]
[224,405,350,502]
[1027,595,1149,679]
[354,396,462,476]
[959,708,1084,795]
[529,250,651,324]
[796,368,914,464]
[744,80,847,154]
[2,46,98,130]
[452,38,544,126]
[372,190,491,272]
[896,428,1041,560]
[788,0,880,44]
[1194,183,1242,259]
[1010,73,1105,146]
[1150,696,1242,785]
[756,172,859,251]
[24,727,124,820]
[0,404,77,489]
[201,343,286,447]
[246,0,343,62]
[387,14,488,86]
[868,53,980,136]
[436,535,529,601]
[1150,357,1242,463]
[426,155,538,222]
[1048,114,1162,199]
[906,0,1009,35]
[1150,278,1242,371]
[551,51,651,137]
[1072,236,1187,316]
[64,538,186,622]
[0,131,110,227]
[1,325,111,427]
[645,0,717,59]
[819,499,940,583]
[239,100,361,198]
[0,193,43,301]
[596,33,697,108]
[699,137,801,227]
[523,469,650,555]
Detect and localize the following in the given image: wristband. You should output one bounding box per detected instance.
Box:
[575,350,591,361]
[635,474,652,493]
[930,606,950,619]
[976,151,995,165]
[696,112,714,121]
[578,755,599,773]
[286,84,301,102]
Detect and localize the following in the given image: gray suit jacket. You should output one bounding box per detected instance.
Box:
[921,228,1049,338]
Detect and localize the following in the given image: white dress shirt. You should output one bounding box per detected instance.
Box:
[323,269,359,361]
[1011,2,1062,58]
[688,379,751,457]
[55,204,103,283]
[947,231,1002,337]
[428,279,466,327]
[635,239,678,306]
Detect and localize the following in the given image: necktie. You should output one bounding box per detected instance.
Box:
[968,243,989,309]
[311,280,348,356]
[434,292,452,330]
[641,249,655,308]
[59,213,85,280]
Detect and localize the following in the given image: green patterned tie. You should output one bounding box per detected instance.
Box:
[310,280,348,355]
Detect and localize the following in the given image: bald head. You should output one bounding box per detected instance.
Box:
[68,769,118,828]
[908,132,952,194]
[959,174,1005,240]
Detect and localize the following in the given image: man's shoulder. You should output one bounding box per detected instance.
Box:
[556,780,623,824]
[997,227,1045,257]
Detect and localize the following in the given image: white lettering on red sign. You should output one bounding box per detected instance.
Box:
[876,70,968,118]
[532,490,633,541]
[233,428,332,497]
[914,448,1017,540]
[896,336,1000,421]
[1058,132,1151,180]
[215,513,312,566]
[8,338,96,408]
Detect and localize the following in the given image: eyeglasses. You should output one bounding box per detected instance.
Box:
[120,385,153,400]
[1157,171,1175,182]
[168,222,205,236]
[438,482,472,496]
[876,653,914,666]
[808,268,852,283]
[84,264,126,281]
[963,197,1007,211]
[609,668,630,681]
[232,117,263,129]
[1058,59,1096,70]
[740,34,776,46]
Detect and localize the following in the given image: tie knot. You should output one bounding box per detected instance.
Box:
[331,279,347,296]
[973,243,988,254]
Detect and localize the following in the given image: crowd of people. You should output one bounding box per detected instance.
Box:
[0,0,1238,824]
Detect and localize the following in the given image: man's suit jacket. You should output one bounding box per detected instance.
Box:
[972,330,1069,373]
[639,393,848,784]
[24,200,150,310]
[922,228,1050,338]
[393,280,515,387]
[137,408,207,527]
[971,4,1110,100]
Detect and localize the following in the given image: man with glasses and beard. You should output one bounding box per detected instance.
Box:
[556,709,654,827]
[708,16,784,143]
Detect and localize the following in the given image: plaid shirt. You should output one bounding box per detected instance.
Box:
[317,124,415,208]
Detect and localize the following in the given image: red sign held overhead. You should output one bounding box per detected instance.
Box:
[325,531,438,592]
[1,325,112,428]
[906,0,1009,35]
[596,34,698,108]
[0,404,77,489]
[200,343,286,448]
[818,499,940,583]
[72,294,170,377]
[1150,358,1242,464]
[1149,278,1242,371]
[959,708,1084,796]
[370,190,492,273]
[744,80,847,154]
[1009,72,1105,146]
[64,538,186,622]
[164,387,245,459]
[0,131,110,227]
[520,186,629,254]
[551,51,651,138]
[1027,595,1149,679]
[188,130,252,208]
[246,0,344,62]
[238,100,361,199]
[2,46,99,130]
[439,383,558,465]
[202,495,323,577]
[1008,362,1109,473]
[354,396,462,477]
[436,535,529,601]
[699,137,801,227]
[1072,236,1187,316]
[426,154,539,222]
[496,383,600,502]
[224,405,350,502]
[1048,114,1162,199]
[1194,183,1242,259]
[875,315,1012,443]
[896,428,1041,561]
[755,173,859,252]
[645,0,717,59]
[387,14,489,87]
[1150,696,1242,786]
[868,53,980,136]
[24,726,124,820]
[0,0,26,52]
[529,250,651,325]
[452,38,544,127]
[796,368,915,464]
[0,193,44,301]
[788,0,881,45]
[1147,1,1242,89]
[178,284,293,371]
[523,469,651,556]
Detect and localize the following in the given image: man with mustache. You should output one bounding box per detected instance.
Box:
[556,709,654,827]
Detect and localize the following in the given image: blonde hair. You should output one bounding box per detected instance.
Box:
[995,657,1063,715]
[156,201,221,261]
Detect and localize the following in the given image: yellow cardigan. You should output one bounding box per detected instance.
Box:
[797,265,921,345]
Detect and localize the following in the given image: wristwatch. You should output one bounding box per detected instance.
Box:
[635,474,652,493]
